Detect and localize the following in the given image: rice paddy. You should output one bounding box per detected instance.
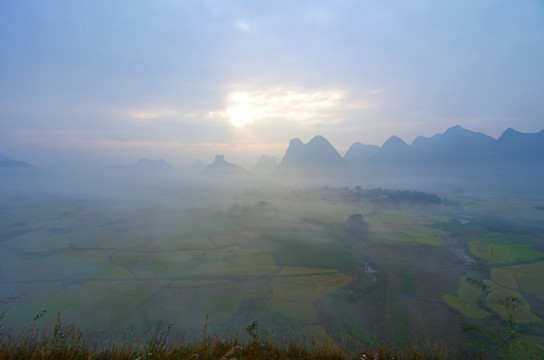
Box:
[1,187,544,357]
[442,277,490,319]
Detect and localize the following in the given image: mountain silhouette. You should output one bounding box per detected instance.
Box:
[251,155,277,175]
[497,128,544,162]
[0,153,45,188]
[190,159,205,173]
[343,143,379,166]
[201,155,249,175]
[345,125,544,184]
[410,125,496,163]
[370,135,411,164]
[276,135,346,176]
[0,152,40,171]
[0,153,13,162]
[106,159,173,174]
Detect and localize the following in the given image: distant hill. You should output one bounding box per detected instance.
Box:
[0,153,13,162]
[0,152,41,173]
[370,135,411,165]
[345,125,544,184]
[409,125,496,164]
[251,155,277,175]
[497,128,544,163]
[0,153,46,190]
[201,155,249,175]
[276,135,346,176]
[190,159,205,173]
[106,159,173,174]
[0,160,36,170]
[343,143,379,166]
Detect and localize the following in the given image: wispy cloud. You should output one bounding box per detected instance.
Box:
[304,7,334,26]
[213,86,372,127]
[236,20,250,31]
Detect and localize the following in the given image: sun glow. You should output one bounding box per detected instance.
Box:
[226,92,264,127]
[224,87,354,127]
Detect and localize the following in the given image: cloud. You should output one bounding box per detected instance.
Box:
[129,110,183,120]
[236,20,250,31]
[213,86,372,128]
[304,7,334,26]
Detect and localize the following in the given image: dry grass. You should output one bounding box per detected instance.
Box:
[0,314,483,360]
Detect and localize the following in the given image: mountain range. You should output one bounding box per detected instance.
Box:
[2,125,543,186]
[353,126,544,179]
[273,125,544,184]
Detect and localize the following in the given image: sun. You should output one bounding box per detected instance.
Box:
[226,92,264,127]
[227,104,262,127]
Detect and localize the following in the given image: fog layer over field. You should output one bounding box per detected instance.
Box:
[1,172,544,356]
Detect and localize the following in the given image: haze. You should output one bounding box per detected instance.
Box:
[2,2,544,358]
[1,1,544,171]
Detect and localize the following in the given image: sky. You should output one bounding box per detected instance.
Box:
[1,0,544,170]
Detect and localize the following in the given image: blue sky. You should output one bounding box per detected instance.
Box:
[1,0,543,169]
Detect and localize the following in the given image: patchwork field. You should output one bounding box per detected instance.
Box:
[1,186,544,357]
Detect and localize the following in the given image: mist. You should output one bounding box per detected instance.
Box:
[2,147,544,357]
[2,1,544,355]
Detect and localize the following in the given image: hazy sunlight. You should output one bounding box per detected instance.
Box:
[226,92,264,127]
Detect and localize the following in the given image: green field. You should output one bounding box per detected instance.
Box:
[1,187,544,357]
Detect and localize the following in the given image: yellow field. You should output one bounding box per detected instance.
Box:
[445,275,542,323]
[490,268,518,289]
[372,229,444,246]
[484,280,541,323]
[209,234,235,246]
[265,270,354,324]
[308,236,337,243]
[2,231,72,253]
[469,242,492,261]
[0,249,116,282]
[490,262,544,300]
[112,250,206,279]
[402,227,445,246]
[367,210,445,246]
[187,248,277,277]
[442,277,490,319]
[103,265,134,280]
[277,266,338,276]
[176,236,217,249]
[169,279,230,287]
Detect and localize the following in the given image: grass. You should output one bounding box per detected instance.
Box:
[0,316,482,360]
[273,242,359,271]
[383,294,412,348]
[400,273,416,295]
[187,249,278,277]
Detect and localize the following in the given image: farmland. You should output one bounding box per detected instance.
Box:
[1,185,544,357]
